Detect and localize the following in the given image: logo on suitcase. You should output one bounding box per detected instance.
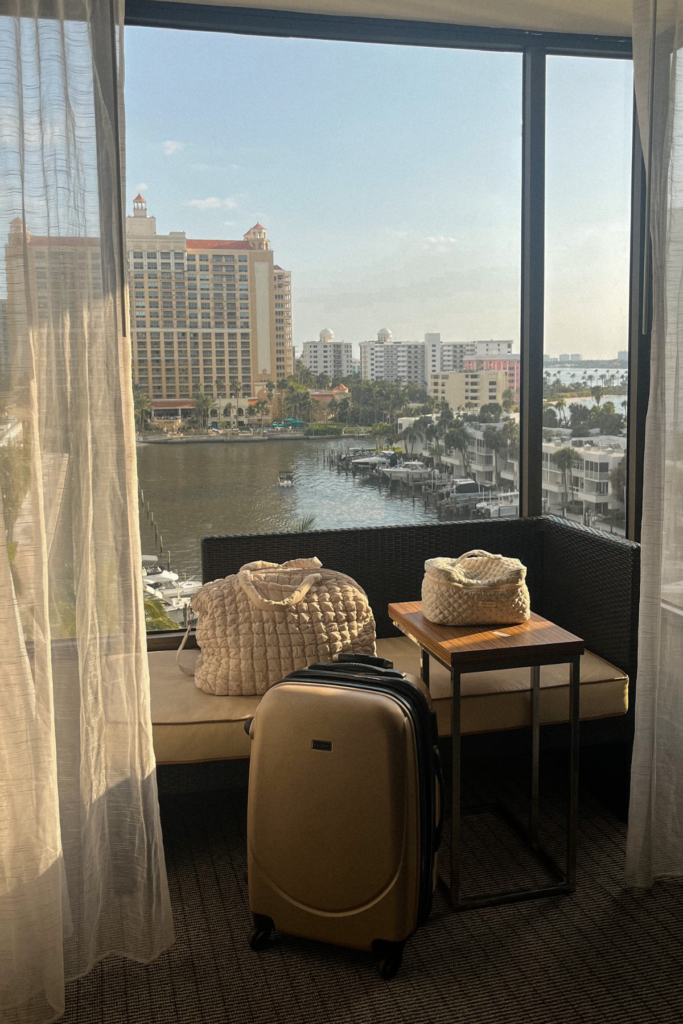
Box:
[311,739,333,751]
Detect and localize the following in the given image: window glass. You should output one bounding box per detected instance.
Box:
[126,28,522,629]
[543,56,632,535]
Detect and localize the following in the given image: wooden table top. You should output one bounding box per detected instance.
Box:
[388,602,584,669]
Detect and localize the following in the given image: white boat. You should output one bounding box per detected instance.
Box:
[476,491,520,518]
[351,455,390,468]
[381,460,432,482]
[452,478,481,495]
[157,579,203,601]
[142,568,180,586]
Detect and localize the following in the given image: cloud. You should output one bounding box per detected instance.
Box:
[162,140,183,156]
[135,182,149,193]
[187,197,238,211]
[223,220,236,227]
[422,235,459,251]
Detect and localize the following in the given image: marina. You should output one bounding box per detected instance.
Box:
[137,437,505,613]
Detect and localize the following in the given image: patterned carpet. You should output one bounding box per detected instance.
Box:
[63,751,683,1024]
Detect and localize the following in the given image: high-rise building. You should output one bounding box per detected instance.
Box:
[301,328,353,378]
[360,329,427,386]
[437,336,514,372]
[5,216,104,407]
[126,195,293,404]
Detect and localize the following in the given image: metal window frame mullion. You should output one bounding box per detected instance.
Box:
[519,47,546,520]
[626,99,650,543]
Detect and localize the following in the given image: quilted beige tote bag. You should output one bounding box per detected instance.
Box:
[421,549,530,626]
[179,557,376,695]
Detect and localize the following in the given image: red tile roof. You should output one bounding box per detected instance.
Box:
[186,239,251,250]
[134,193,146,202]
[27,236,100,247]
[152,400,195,409]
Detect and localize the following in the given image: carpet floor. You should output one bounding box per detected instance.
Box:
[63,753,683,1024]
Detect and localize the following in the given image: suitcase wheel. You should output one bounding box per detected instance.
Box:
[248,914,274,952]
[374,940,404,980]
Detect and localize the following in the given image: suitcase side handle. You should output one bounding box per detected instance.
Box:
[333,652,394,670]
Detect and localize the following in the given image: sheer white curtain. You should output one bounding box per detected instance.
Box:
[0,2,174,1021]
[627,0,683,885]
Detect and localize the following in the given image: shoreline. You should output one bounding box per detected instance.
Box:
[137,432,371,445]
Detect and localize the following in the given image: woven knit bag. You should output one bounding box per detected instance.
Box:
[421,550,530,626]
[179,557,376,695]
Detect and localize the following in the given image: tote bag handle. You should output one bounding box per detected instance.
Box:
[454,550,501,563]
[237,571,322,610]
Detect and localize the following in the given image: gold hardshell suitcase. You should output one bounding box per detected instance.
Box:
[245,653,444,978]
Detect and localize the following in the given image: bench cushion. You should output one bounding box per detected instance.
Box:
[150,638,628,764]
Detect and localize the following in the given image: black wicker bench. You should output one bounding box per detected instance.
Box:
[200,515,640,749]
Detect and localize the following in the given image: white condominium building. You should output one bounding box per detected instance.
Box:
[361,330,514,388]
[426,333,514,374]
[126,195,293,404]
[360,329,427,386]
[301,328,353,378]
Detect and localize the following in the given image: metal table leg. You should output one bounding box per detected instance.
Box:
[450,665,461,908]
[421,648,430,689]
[530,665,541,848]
[567,655,581,889]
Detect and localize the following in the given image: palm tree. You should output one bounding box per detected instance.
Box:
[290,514,317,532]
[223,401,234,428]
[554,397,566,425]
[265,380,276,402]
[609,455,626,505]
[590,385,604,407]
[215,377,226,400]
[445,423,473,478]
[192,389,212,431]
[230,377,242,400]
[483,425,504,489]
[294,359,316,387]
[255,399,269,432]
[246,404,258,431]
[501,388,515,414]
[554,446,576,508]
[133,387,153,433]
[398,421,425,456]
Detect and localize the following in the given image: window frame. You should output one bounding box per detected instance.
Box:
[124,3,646,648]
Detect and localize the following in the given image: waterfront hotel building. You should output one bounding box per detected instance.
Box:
[126,195,293,403]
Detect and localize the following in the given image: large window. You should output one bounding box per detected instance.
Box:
[542,55,633,535]
[126,28,523,629]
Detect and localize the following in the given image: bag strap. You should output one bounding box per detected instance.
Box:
[237,571,322,609]
[176,621,195,677]
[454,549,501,563]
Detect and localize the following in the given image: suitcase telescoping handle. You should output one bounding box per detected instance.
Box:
[307,662,405,680]
[333,652,394,670]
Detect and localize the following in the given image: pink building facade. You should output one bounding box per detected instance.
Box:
[463,356,520,399]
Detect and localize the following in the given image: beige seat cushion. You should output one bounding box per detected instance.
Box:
[376,637,629,737]
[150,650,259,764]
[149,638,629,764]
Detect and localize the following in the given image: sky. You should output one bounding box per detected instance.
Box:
[124,28,633,359]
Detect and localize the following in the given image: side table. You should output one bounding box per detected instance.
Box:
[388,602,584,911]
